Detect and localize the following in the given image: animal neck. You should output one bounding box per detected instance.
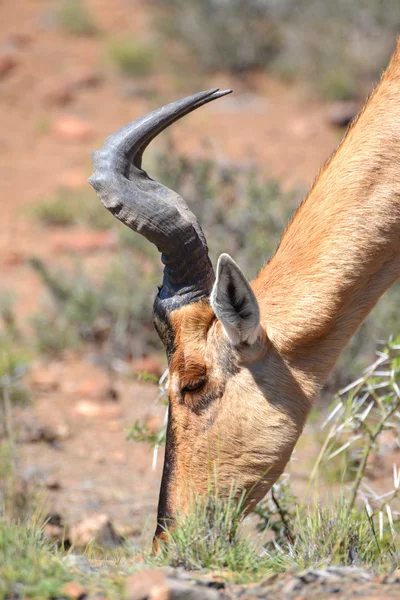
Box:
[253,42,400,399]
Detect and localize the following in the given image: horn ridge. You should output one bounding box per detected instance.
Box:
[89,89,232,338]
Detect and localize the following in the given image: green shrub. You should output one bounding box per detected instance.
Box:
[154,487,268,580]
[54,0,98,36]
[34,193,76,227]
[0,520,72,600]
[34,188,114,230]
[155,0,282,75]
[107,38,157,77]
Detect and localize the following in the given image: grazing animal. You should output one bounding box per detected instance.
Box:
[89,43,400,546]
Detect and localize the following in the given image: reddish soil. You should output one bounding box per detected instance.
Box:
[1,0,396,546]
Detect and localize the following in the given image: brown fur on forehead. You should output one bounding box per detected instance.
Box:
[169,300,215,382]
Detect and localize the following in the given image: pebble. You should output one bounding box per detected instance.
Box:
[69,513,123,548]
[52,116,93,142]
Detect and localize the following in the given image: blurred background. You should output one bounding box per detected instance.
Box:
[1,0,399,547]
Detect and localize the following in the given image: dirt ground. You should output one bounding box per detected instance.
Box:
[1,0,398,551]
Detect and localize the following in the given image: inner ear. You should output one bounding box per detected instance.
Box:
[210,253,261,346]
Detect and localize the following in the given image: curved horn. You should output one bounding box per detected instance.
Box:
[89,89,232,316]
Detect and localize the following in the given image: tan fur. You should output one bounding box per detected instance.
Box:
[155,42,400,535]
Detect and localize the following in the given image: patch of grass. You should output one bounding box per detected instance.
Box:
[0,340,29,407]
[153,487,269,581]
[152,487,397,579]
[285,500,395,570]
[0,519,128,599]
[0,291,19,341]
[35,116,51,136]
[318,66,357,101]
[107,38,157,77]
[0,520,72,600]
[34,188,114,230]
[54,0,98,36]
[34,193,76,227]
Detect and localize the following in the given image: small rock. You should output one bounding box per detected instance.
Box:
[45,474,62,490]
[126,571,220,600]
[52,116,93,142]
[20,421,69,444]
[112,450,127,464]
[30,369,60,391]
[328,101,359,128]
[70,514,123,548]
[41,424,69,444]
[7,32,32,48]
[74,400,122,419]
[74,378,111,400]
[61,581,87,599]
[0,52,17,77]
[43,81,74,106]
[62,554,94,575]
[126,570,168,600]
[69,69,103,91]
[2,250,25,266]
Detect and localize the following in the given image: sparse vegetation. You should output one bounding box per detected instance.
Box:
[0,344,29,407]
[154,0,281,76]
[147,141,300,278]
[107,38,157,77]
[155,0,400,98]
[30,255,161,358]
[0,521,71,600]
[34,188,114,230]
[153,486,268,580]
[54,0,98,36]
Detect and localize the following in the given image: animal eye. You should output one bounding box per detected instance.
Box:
[182,379,207,394]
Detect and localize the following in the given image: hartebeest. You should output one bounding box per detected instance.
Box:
[89,42,400,544]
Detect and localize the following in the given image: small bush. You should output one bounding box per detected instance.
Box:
[34,194,76,227]
[154,487,267,579]
[155,0,282,75]
[54,0,98,36]
[107,38,157,77]
[34,188,114,230]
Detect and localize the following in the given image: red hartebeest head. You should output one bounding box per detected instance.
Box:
[90,47,400,545]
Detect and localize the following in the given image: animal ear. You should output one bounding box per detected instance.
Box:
[210,253,261,346]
